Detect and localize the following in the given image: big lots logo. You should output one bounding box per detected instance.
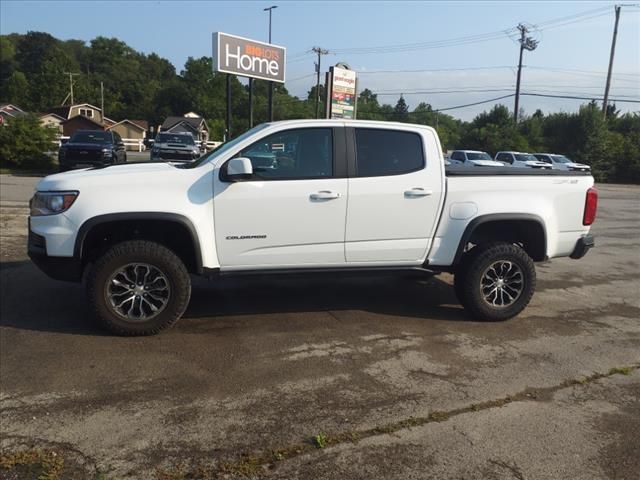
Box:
[225,43,280,77]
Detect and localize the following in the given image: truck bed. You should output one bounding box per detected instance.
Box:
[445,166,592,176]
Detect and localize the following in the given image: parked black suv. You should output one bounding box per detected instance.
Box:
[58,130,127,171]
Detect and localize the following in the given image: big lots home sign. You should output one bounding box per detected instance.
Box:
[213,32,286,83]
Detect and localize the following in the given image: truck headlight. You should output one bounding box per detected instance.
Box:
[30,191,79,216]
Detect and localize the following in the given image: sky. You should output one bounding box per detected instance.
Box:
[1,0,639,121]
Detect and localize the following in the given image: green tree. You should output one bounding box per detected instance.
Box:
[0,114,58,169]
[393,95,409,122]
[357,88,382,120]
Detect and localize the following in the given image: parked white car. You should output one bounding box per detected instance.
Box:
[533,153,591,172]
[449,150,505,167]
[28,120,596,335]
[495,151,552,169]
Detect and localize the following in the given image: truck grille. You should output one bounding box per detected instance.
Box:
[66,149,103,162]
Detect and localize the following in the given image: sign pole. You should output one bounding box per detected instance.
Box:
[325,69,332,119]
[249,78,254,128]
[226,73,232,140]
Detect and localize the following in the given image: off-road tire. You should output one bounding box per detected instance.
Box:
[87,240,191,336]
[454,242,536,321]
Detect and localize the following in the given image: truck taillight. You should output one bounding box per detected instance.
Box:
[583,187,598,226]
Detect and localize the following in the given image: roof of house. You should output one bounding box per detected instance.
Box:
[39,112,67,121]
[107,119,149,131]
[61,114,105,128]
[47,103,103,120]
[0,104,27,117]
[161,116,206,131]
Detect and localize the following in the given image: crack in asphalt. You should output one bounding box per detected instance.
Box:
[154,364,639,479]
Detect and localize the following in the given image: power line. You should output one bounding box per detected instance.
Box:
[372,87,639,98]
[328,5,619,55]
[357,66,515,75]
[528,65,640,77]
[521,92,640,103]
[286,73,316,83]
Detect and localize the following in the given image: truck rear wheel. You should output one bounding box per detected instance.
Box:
[87,240,191,336]
[454,242,536,321]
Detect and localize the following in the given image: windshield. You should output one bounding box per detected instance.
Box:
[467,152,492,161]
[551,155,572,164]
[70,131,110,143]
[515,154,539,162]
[155,133,195,145]
[176,124,270,169]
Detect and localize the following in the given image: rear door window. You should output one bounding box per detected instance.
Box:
[451,151,464,161]
[497,153,512,164]
[355,129,425,177]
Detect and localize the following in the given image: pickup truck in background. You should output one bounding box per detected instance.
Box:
[533,153,591,172]
[448,150,504,167]
[495,151,553,169]
[29,120,597,336]
[58,129,127,171]
[150,132,201,162]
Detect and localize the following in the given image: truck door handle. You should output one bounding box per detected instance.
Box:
[404,188,432,197]
[310,190,341,200]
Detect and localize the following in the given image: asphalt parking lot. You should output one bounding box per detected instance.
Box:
[0,175,638,479]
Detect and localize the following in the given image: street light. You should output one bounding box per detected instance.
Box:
[264,5,278,122]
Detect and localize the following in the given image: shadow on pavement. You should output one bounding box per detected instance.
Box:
[1,260,469,336]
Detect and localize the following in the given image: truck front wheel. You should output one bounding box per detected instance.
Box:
[87,240,191,336]
[454,242,536,321]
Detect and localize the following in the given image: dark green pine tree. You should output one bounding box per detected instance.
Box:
[393,95,409,123]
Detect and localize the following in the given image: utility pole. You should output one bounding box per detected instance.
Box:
[514,24,538,123]
[100,81,105,122]
[264,5,278,122]
[603,5,622,119]
[312,47,329,119]
[63,72,80,105]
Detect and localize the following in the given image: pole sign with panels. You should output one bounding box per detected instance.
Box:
[213,32,286,83]
[326,65,357,119]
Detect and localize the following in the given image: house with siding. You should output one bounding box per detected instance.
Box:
[48,103,105,124]
[107,119,149,150]
[160,114,209,144]
[39,113,66,133]
[60,115,105,137]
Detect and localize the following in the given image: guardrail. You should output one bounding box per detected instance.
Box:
[123,139,145,152]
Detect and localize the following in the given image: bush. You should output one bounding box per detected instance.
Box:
[0,113,57,170]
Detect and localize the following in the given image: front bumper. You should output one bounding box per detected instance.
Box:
[151,150,199,162]
[570,234,595,259]
[28,223,83,282]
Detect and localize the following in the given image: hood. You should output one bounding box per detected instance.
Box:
[62,142,109,150]
[469,159,505,167]
[524,160,551,168]
[36,162,178,191]
[567,162,590,169]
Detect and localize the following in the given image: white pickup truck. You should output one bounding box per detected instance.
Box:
[28,120,597,336]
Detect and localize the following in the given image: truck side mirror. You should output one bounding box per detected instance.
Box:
[223,157,253,182]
